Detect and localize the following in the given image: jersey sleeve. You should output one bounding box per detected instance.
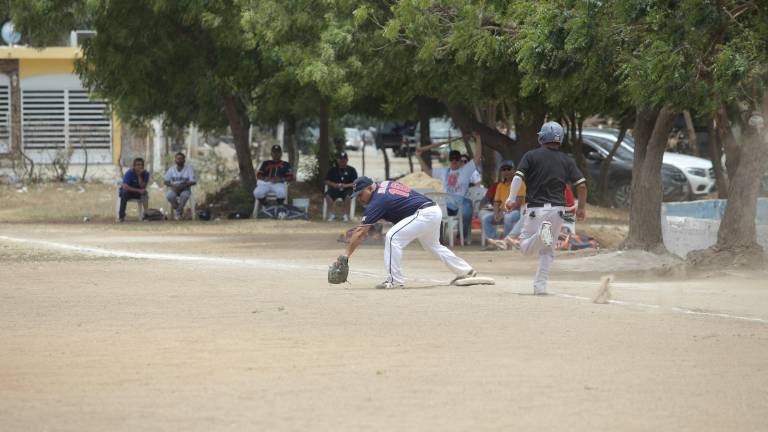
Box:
[324,167,335,182]
[163,167,172,183]
[566,158,586,186]
[349,167,358,182]
[515,153,530,180]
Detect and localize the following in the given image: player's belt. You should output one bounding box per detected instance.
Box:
[418,201,436,210]
[526,203,565,208]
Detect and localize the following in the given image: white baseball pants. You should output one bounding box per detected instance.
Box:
[253,181,287,199]
[384,205,473,284]
[519,205,565,294]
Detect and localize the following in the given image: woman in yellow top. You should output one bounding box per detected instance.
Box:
[481,160,526,242]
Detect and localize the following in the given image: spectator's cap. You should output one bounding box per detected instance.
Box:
[351,176,374,198]
[537,121,564,145]
[448,150,462,161]
[337,151,348,160]
[500,160,515,169]
[271,145,282,152]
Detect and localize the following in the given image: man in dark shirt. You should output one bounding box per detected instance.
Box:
[505,121,587,295]
[253,145,294,206]
[118,157,150,222]
[342,176,480,289]
[324,151,358,222]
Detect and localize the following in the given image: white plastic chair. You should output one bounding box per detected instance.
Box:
[464,186,487,245]
[321,185,357,221]
[115,185,145,222]
[165,187,197,220]
[425,192,464,247]
[466,186,487,215]
[252,184,289,219]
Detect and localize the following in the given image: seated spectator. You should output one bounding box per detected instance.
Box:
[118,157,149,222]
[324,151,358,222]
[253,145,294,206]
[481,160,524,243]
[416,135,483,240]
[164,152,197,220]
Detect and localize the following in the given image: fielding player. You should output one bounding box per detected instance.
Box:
[342,176,479,289]
[505,121,587,295]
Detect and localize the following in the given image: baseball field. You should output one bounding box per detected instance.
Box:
[1,187,767,431]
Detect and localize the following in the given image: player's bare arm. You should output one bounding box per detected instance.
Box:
[344,224,372,258]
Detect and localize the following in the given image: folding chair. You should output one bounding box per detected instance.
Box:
[424,191,464,247]
[165,187,197,220]
[321,185,357,221]
[115,185,145,222]
[252,184,289,219]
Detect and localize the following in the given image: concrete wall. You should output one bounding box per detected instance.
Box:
[661,199,768,257]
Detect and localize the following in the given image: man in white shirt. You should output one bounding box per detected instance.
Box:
[416,135,482,240]
[164,152,197,220]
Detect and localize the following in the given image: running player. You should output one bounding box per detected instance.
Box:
[505,121,587,295]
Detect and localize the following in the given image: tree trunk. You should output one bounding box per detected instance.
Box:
[481,102,498,186]
[222,94,256,192]
[318,100,330,188]
[715,100,768,252]
[682,110,699,156]
[381,147,391,179]
[598,126,627,205]
[623,106,676,252]
[514,99,548,156]
[569,114,588,177]
[446,103,518,160]
[707,116,728,198]
[417,99,432,170]
[285,116,299,171]
[715,106,741,178]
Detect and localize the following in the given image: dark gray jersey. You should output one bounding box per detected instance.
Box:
[515,147,586,206]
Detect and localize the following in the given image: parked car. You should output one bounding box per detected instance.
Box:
[344,128,363,151]
[579,136,690,208]
[582,128,716,197]
[400,118,464,157]
[374,122,415,152]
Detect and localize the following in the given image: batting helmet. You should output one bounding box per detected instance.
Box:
[537,121,564,145]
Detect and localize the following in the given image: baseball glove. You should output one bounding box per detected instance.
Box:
[328,255,349,284]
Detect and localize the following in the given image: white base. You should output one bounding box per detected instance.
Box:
[453,276,495,286]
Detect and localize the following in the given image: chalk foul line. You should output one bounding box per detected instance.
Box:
[1,234,765,325]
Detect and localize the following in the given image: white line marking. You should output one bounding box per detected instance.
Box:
[2,235,765,324]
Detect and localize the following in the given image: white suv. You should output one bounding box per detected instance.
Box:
[582,129,716,197]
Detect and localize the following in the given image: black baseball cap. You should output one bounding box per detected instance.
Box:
[500,159,515,169]
[351,176,374,197]
[271,145,282,152]
[337,151,348,159]
[448,150,462,161]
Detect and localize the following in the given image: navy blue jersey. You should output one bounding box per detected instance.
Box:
[122,168,149,189]
[360,181,432,225]
[257,160,294,182]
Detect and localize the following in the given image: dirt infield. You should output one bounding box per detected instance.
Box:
[1,221,767,431]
